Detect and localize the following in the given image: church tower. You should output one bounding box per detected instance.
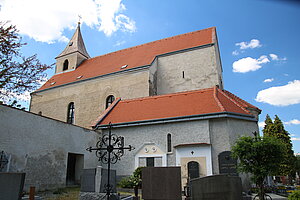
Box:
[55,22,90,74]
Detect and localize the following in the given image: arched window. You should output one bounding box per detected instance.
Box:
[106,95,115,109]
[63,59,69,71]
[167,133,172,153]
[67,102,75,124]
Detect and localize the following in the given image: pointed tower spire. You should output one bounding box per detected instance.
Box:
[55,23,90,73]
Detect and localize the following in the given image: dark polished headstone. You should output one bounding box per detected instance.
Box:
[218,151,238,176]
[142,167,181,200]
[0,172,25,200]
[190,175,242,200]
[81,168,96,192]
[100,168,117,193]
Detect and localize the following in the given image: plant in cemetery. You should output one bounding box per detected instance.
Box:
[232,133,286,200]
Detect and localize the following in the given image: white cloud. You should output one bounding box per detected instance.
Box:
[232,55,270,73]
[236,39,262,50]
[232,50,239,56]
[114,40,126,47]
[0,0,136,43]
[269,53,287,61]
[258,121,265,129]
[284,119,300,125]
[256,80,300,106]
[292,137,300,141]
[263,78,274,83]
[0,89,31,103]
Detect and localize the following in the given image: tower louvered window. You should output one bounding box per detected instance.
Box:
[63,59,69,71]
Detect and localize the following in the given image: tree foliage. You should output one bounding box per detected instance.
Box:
[232,135,286,200]
[0,21,52,103]
[263,115,295,175]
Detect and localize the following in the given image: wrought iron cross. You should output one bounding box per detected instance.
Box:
[86,122,135,199]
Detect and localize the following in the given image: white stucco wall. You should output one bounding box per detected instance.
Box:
[175,145,213,176]
[0,104,100,191]
[101,120,210,177]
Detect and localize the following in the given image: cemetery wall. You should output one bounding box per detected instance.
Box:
[0,104,100,191]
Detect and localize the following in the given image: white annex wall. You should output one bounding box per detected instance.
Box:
[175,145,213,176]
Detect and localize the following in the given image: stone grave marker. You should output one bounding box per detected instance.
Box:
[189,174,242,200]
[218,151,238,176]
[80,167,116,193]
[0,172,26,200]
[142,167,181,200]
[81,168,96,192]
[100,168,117,193]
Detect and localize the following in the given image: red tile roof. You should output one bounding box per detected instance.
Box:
[37,27,216,91]
[93,87,260,127]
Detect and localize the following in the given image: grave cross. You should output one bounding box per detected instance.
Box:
[87,122,135,199]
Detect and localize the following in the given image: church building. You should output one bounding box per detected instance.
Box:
[30,24,261,188]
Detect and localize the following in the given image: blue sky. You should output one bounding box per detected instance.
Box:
[1,0,299,152]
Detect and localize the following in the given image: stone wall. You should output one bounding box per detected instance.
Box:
[30,69,150,128]
[156,45,223,95]
[0,104,100,191]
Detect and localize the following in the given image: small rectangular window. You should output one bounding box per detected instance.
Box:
[182,71,185,78]
[146,157,154,167]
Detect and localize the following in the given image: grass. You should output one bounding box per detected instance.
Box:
[38,187,80,200]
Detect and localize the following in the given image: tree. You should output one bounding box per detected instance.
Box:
[232,134,286,200]
[0,21,52,104]
[263,115,295,176]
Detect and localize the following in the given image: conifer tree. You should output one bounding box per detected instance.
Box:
[262,115,295,175]
[262,114,274,137]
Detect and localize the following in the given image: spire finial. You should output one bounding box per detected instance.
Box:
[78,15,82,26]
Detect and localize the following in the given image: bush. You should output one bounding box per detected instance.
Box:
[117,167,144,189]
[118,176,134,188]
[288,190,300,200]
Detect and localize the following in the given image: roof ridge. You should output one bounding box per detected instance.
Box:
[223,90,259,110]
[218,88,250,114]
[120,88,214,103]
[85,27,215,62]
[91,97,121,128]
[213,86,226,112]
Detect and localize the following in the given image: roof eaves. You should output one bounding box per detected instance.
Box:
[97,111,256,129]
[174,143,211,148]
[34,65,150,94]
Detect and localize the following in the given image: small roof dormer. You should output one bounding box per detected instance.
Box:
[55,22,90,74]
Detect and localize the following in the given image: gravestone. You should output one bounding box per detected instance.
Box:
[142,167,181,200]
[218,151,238,176]
[80,167,116,193]
[190,174,242,200]
[0,172,26,200]
[81,168,96,192]
[100,168,117,193]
